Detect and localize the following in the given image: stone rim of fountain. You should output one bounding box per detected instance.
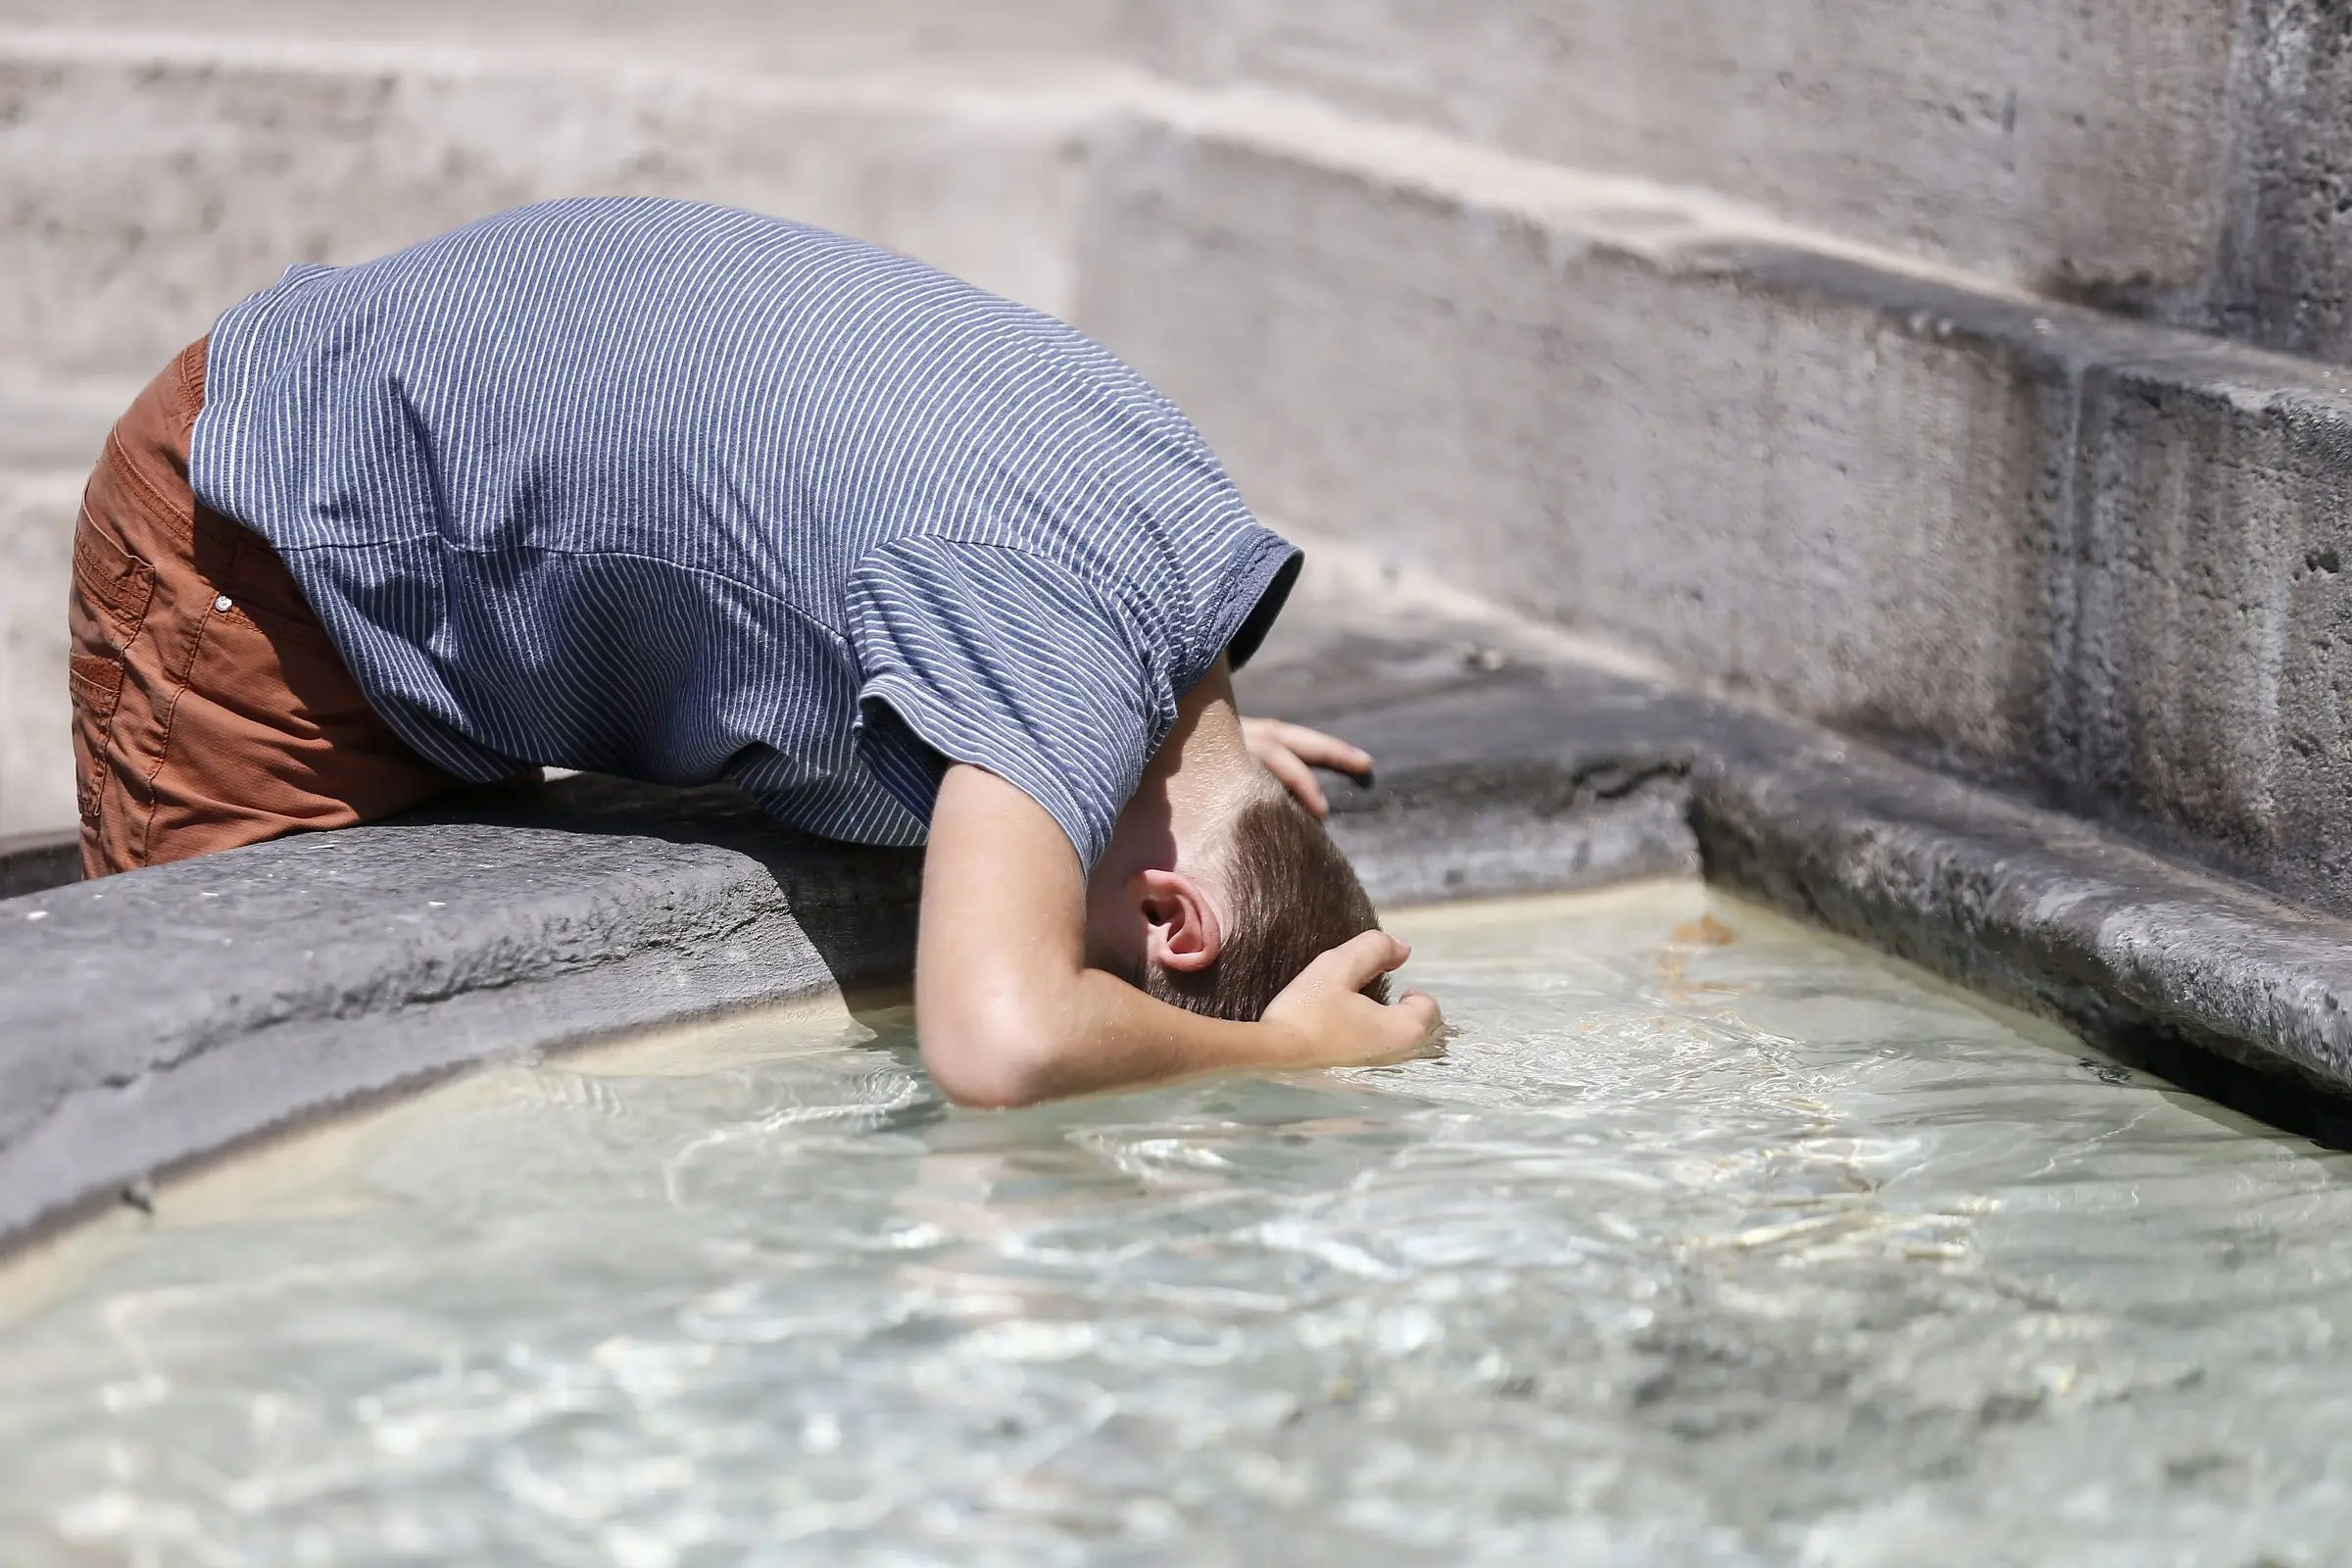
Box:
[5,581,2351,1260]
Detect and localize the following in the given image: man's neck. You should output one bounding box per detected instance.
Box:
[1148,662,1261,871]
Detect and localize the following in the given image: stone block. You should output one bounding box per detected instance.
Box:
[1071,114,2352,908]
[1076,124,2061,771]
[0,0,1123,73]
[0,38,1100,383]
[2209,2,2352,361]
[1122,0,2243,311]
[0,468,77,835]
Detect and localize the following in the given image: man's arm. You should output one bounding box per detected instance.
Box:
[917,761,1443,1107]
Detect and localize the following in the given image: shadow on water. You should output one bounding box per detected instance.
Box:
[2092,1013,2352,1156]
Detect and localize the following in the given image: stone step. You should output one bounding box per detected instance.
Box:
[1121,0,2352,366]
[0,0,1123,74]
[1069,93,2352,919]
[0,29,1102,386]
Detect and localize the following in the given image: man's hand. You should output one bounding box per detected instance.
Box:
[1241,717,1374,817]
[1262,930,1445,1067]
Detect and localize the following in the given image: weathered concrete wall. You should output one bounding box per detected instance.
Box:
[2210,0,2352,362]
[0,40,1098,387]
[1077,129,2059,768]
[0,471,74,833]
[0,0,1124,74]
[1071,114,2352,912]
[1119,0,2352,369]
[1121,0,2244,312]
[10,2,2352,931]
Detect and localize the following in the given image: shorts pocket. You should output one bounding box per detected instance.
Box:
[69,506,156,830]
[73,509,157,645]
[68,651,122,717]
[68,652,125,825]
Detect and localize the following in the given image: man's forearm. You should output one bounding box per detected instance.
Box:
[956,967,1325,1105]
[916,760,1433,1108]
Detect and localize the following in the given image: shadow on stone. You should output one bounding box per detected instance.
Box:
[396,771,926,997]
[0,829,79,899]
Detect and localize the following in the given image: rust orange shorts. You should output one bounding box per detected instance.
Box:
[68,339,462,879]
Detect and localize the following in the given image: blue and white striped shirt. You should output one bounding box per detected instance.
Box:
[190,198,1300,868]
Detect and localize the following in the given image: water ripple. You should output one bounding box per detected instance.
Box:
[3,884,2351,1564]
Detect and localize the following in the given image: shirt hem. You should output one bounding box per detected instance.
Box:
[1195,528,1303,685]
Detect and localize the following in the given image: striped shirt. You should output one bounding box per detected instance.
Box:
[189,198,1300,869]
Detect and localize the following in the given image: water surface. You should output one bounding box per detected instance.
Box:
[3,883,2348,1566]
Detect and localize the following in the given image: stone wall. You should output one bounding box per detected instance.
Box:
[1119,0,2352,364]
[9,0,2352,922]
[1122,0,2243,314]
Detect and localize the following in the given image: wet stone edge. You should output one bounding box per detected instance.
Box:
[7,668,2352,1255]
[1304,661,2352,1149]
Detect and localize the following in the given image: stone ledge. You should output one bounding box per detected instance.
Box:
[1287,660,2352,1148]
[0,781,920,1250]
[8,601,2352,1255]
[1692,738,2352,1145]
[0,828,74,898]
[1248,558,2352,1143]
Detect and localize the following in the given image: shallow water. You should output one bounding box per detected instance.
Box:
[4,882,2351,1565]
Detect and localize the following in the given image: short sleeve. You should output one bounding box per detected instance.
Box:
[842,537,1173,870]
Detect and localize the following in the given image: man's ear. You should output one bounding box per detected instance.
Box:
[1131,867,1224,974]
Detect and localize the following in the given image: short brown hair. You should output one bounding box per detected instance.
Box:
[1139,785,1389,1022]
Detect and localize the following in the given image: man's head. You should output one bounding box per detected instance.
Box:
[1083,665,1387,1021]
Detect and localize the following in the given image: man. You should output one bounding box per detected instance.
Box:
[67,197,1442,1104]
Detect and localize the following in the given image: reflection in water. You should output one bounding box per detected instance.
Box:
[1,882,2348,1565]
